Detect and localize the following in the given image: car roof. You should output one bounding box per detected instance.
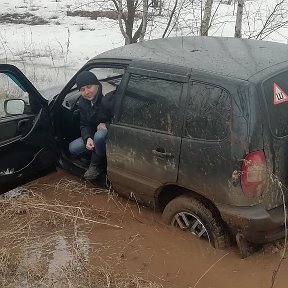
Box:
[92,36,288,80]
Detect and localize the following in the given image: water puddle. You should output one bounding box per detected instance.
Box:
[11,232,90,286]
[47,235,74,276]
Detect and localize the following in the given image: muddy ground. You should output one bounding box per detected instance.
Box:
[0,169,288,288]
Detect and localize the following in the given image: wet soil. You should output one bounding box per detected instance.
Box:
[0,10,123,26]
[1,169,288,287]
[0,13,49,25]
[66,10,119,21]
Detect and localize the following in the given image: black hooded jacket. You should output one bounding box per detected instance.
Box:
[78,85,114,143]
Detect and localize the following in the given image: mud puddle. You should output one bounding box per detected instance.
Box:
[1,169,288,287]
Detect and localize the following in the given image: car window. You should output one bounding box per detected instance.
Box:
[118,74,182,135]
[63,66,125,111]
[184,81,231,140]
[263,70,288,137]
[0,72,30,118]
[89,67,124,96]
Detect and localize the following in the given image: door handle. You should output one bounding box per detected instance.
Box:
[152,149,173,158]
[17,119,31,133]
[18,119,30,128]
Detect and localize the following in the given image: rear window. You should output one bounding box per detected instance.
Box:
[263,71,288,137]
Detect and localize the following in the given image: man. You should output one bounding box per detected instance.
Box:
[69,70,114,180]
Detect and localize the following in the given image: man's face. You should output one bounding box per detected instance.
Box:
[80,84,99,101]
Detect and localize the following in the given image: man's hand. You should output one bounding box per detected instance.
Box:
[97,123,107,130]
[86,138,94,150]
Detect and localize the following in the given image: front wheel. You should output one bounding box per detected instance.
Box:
[162,195,230,249]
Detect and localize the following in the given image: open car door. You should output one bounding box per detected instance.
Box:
[0,64,56,194]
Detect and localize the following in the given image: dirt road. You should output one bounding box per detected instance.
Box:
[1,169,287,287]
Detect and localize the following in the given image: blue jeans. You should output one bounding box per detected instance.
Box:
[69,129,108,158]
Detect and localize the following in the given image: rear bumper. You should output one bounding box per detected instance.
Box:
[217,203,287,244]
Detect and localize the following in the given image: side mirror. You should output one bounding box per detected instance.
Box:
[4,99,26,115]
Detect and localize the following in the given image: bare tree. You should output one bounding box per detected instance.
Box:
[169,0,222,37]
[235,0,245,38]
[252,0,288,40]
[162,0,178,38]
[139,0,148,41]
[111,0,156,44]
[116,0,130,44]
[93,0,288,44]
[201,0,214,36]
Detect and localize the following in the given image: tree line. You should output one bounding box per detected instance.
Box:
[93,0,288,44]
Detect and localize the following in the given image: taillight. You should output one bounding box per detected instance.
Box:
[241,151,267,198]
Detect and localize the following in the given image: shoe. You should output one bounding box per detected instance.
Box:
[84,164,104,180]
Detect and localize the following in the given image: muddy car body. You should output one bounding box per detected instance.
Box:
[1,36,288,255]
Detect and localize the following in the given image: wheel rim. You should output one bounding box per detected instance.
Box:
[171,212,211,244]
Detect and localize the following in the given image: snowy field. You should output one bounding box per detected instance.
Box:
[0,0,288,90]
[0,0,125,89]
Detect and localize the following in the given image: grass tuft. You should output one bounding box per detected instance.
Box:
[0,179,161,288]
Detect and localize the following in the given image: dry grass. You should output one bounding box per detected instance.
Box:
[0,179,162,288]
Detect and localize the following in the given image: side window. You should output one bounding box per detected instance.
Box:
[89,67,124,96]
[118,74,182,135]
[0,72,30,118]
[63,66,125,110]
[185,82,231,140]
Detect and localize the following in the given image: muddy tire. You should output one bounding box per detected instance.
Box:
[162,195,230,249]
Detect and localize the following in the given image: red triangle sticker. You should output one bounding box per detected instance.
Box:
[274,83,288,105]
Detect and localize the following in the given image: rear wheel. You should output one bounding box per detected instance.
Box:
[162,195,230,249]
